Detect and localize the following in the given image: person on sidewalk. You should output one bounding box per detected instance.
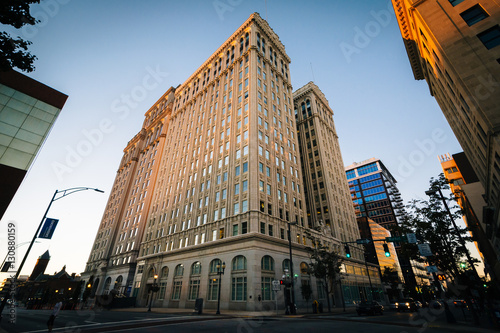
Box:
[47,298,63,332]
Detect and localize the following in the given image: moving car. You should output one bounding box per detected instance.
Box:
[396,298,418,312]
[356,301,384,315]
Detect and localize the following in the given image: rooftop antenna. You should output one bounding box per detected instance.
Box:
[310,62,316,82]
[265,0,268,21]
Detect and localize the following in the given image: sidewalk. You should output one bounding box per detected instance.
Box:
[112,306,500,332]
[110,305,357,317]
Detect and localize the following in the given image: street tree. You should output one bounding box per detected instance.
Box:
[307,245,342,312]
[300,283,313,313]
[1,0,40,72]
[400,174,478,283]
[381,265,401,301]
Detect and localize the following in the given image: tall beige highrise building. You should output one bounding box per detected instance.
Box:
[82,13,381,311]
[293,82,361,246]
[391,0,500,273]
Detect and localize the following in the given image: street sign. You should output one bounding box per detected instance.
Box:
[38,218,59,239]
[406,233,417,244]
[418,243,433,257]
[426,265,438,273]
[272,280,281,291]
[356,239,371,244]
[385,236,405,242]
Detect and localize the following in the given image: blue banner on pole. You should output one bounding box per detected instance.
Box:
[39,218,59,239]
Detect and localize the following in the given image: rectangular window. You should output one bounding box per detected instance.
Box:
[158,282,167,300]
[234,202,240,214]
[188,280,200,300]
[233,224,239,236]
[477,25,500,49]
[448,0,465,6]
[260,222,266,234]
[231,277,247,301]
[460,5,489,26]
[242,200,248,212]
[235,183,240,195]
[242,180,248,192]
[261,277,275,301]
[268,225,273,236]
[208,278,219,301]
[171,281,182,300]
[241,221,248,234]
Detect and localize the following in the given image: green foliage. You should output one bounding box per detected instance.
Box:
[399,174,476,278]
[381,266,401,301]
[308,245,342,284]
[0,0,40,72]
[307,245,342,313]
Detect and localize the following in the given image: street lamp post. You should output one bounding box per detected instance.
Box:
[0,241,40,271]
[148,274,158,312]
[287,221,297,315]
[216,260,225,315]
[425,188,480,280]
[0,187,103,320]
[425,188,480,324]
[363,249,375,300]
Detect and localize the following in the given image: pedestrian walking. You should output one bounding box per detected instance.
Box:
[47,298,62,332]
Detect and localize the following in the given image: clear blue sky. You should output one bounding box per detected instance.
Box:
[1,0,468,279]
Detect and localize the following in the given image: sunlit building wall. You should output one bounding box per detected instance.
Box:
[440,152,499,281]
[392,0,500,272]
[82,13,383,311]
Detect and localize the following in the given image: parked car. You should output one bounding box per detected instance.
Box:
[396,298,418,312]
[429,300,443,309]
[453,299,466,308]
[356,301,384,315]
[388,302,398,311]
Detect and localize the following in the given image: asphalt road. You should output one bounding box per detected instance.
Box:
[1,305,496,333]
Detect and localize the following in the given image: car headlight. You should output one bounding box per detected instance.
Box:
[395,302,399,306]
[406,303,410,306]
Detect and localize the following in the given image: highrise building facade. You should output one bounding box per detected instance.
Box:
[344,159,424,289]
[293,82,361,245]
[0,70,67,219]
[392,0,500,269]
[82,13,381,311]
[345,158,404,230]
[440,152,499,281]
[81,88,175,297]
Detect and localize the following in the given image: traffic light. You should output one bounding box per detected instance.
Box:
[460,262,467,269]
[383,243,390,257]
[344,244,351,258]
[280,280,284,285]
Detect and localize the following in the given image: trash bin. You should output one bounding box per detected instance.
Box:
[318,302,324,313]
[194,298,203,314]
